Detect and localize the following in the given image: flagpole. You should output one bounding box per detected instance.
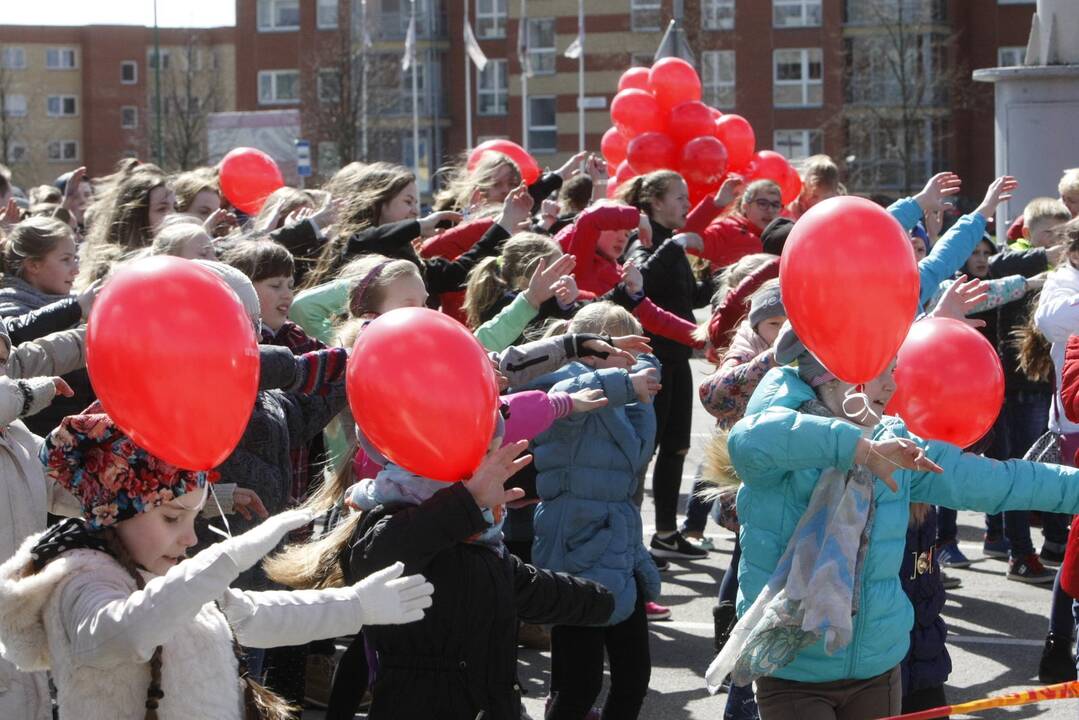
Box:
[577,0,584,153]
[464,1,473,150]
[520,0,529,152]
[410,0,420,180]
[360,0,369,159]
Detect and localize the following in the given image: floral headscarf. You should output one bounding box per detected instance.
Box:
[41,413,217,529]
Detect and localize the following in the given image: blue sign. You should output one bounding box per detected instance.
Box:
[295,139,311,178]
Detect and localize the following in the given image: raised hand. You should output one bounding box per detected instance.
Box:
[232,488,269,521]
[464,440,533,509]
[524,253,576,308]
[856,437,943,492]
[418,210,463,237]
[630,367,662,404]
[60,166,87,214]
[555,150,591,180]
[714,174,745,209]
[914,172,962,215]
[929,274,988,327]
[621,260,644,295]
[976,176,1020,220]
[637,213,653,249]
[552,274,579,306]
[497,184,534,231]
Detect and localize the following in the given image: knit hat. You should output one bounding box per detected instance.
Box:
[761,217,795,256]
[193,260,262,330]
[40,413,216,529]
[774,321,836,388]
[747,281,785,331]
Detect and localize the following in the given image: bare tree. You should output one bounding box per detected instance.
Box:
[0,45,28,171]
[838,0,974,197]
[150,36,224,170]
[301,27,363,175]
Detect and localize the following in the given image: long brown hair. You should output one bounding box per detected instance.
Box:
[462,233,560,329]
[84,164,168,251]
[1012,301,1054,384]
[616,170,683,218]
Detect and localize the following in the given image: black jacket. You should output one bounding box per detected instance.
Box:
[987,247,1051,396]
[343,482,614,720]
[345,220,512,298]
[270,219,324,286]
[899,507,951,694]
[626,222,714,362]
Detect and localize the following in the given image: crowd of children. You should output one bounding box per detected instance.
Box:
[2,149,1079,720]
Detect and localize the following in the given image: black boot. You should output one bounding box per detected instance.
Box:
[1038,633,1077,684]
[713,601,736,654]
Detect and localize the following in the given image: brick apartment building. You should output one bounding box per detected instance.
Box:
[0,0,1038,205]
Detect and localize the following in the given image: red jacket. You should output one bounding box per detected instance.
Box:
[557,205,702,349]
[689,213,765,268]
[420,218,496,324]
[705,257,780,362]
[1057,334,1079,596]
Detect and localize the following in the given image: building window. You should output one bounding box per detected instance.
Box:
[47,140,79,162]
[774,0,822,27]
[318,69,341,103]
[702,0,735,30]
[46,95,78,117]
[257,0,301,31]
[477,58,507,115]
[1,47,26,70]
[147,49,170,70]
[774,129,822,161]
[631,0,662,31]
[120,106,138,129]
[120,60,138,84]
[317,0,339,29]
[258,69,300,104]
[773,48,823,107]
[45,48,77,70]
[528,18,556,75]
[2,94,27,118]
[701,50,736,109]
[6,142,28,164]
[476,0,507,39]
[528,96,557,153]
[998,46,1025,67]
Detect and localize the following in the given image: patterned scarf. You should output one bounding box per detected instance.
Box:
[706,399,876,690]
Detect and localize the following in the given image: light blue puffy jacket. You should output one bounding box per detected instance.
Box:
[729,366,1079,683]
[528,355,661,624]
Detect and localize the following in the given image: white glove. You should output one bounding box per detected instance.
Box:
[347,562,434,626]
[219,508,316,572]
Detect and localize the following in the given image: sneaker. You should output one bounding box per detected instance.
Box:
[651,555,670,572]
[936,541,972,568]
[1039,633,1078,684]
[939,571,961,590]
[1041,542,1066,568]
[517,622,551,650]
[1007,553,1055,584]
[983,534,1011,559]
[650,531,709,560]
[645,601,672,621]
[714,601,736,653]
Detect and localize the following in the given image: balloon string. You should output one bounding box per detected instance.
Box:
[207,484,233,540]
[842,384,879,425]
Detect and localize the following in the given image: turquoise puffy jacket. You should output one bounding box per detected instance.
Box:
[529,355,662,624]
[729,366,1079,683]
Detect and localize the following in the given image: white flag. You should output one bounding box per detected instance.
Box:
[563,34,582,60]
[516,13,533,78]
[401,12,416,71]
[463,19,488,72]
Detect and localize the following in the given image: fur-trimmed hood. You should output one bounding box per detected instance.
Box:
[0,531,64,672]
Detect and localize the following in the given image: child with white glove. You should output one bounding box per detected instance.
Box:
[0,411,432,720]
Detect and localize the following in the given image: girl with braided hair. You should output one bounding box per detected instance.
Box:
[0,412,433,720]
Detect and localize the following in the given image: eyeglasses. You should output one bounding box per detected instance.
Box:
[752,199,783,212]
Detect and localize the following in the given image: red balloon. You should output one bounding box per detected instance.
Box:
[610,89,665,139]
[607,160,637,198]
[618,66,652,93]
[687,181,712,207]
[347,308,499,482]
[667,101,717,148]
[679,136,728,188]
[747,150,791,184]
[467,139,541,185]
[219,147,285,216]
[627,132,677,175]
[779,196,919,384]
[886,318,1004,447]
[87,257,260,470]
[714,115,756,172]
[708,106,723,122]
[601,127,630,167]
[780,166,803,205]
[649,58,702,112]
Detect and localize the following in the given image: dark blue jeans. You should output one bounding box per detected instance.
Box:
[683,465,713,535]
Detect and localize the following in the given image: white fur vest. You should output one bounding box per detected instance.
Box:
[0,534,245,720]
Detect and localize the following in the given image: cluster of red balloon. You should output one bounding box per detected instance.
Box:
[780,196,1004,449]
[602,59,801,206]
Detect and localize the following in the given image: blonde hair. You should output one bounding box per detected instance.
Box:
[171,168,219,213]
[1059,168,1079,198]
[434,152,521,211]
[324,161,369,199]
[149,217,211,258]
[0,217,74,277]
[28,185,62,206]
[463,233,560,329]
[739,179,782,213]
[800,155,840,192]
[616,170,683,218]
[567,301,642,337]
[343,254,423,318]
[713,253,778,301]
[252,186,317,233]
[1023,197,1070,231]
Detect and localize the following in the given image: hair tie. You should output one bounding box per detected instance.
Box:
[351,260,391,315]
